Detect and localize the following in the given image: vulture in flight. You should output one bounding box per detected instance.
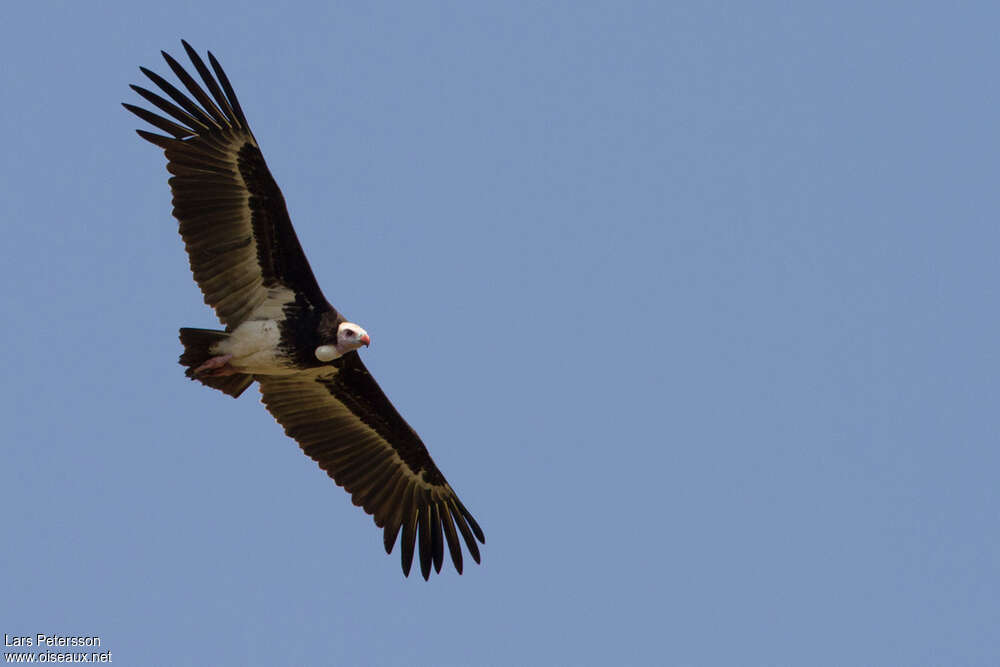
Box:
[124,41,484,579]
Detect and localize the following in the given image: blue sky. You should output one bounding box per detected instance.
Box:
[2,2,998,665]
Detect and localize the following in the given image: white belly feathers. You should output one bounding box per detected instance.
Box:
[211,319,296,375]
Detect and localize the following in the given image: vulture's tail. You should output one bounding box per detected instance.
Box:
[178,328,254,398]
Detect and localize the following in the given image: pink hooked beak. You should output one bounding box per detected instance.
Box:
[360,333,371,347]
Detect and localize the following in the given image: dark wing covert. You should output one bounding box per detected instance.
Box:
[124,40,330,329]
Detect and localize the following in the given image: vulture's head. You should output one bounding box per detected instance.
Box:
[315,322,371,362]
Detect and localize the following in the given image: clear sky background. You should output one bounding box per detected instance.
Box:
[2,2,998,665]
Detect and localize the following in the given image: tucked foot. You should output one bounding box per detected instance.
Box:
[193,354,235,376]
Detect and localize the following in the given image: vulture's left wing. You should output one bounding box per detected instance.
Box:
[258,352,485,579]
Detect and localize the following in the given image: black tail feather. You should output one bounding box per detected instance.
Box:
[178,327,254,398]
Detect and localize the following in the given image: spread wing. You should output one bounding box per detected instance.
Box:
[124,40,330,329]
[257,352,485,579]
